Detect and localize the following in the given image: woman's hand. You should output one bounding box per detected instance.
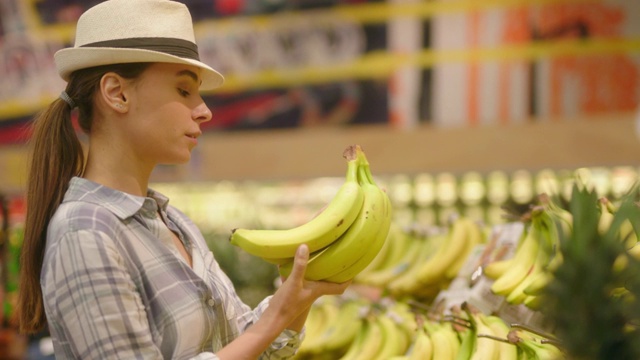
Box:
[216,244,350,360]
[269,244,351,331]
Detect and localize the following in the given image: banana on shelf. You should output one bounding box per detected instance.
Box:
[229,145,392,282]
[363,216,484,300]
[507,326,565,360]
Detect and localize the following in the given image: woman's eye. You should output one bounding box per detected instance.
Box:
[178,89,190,97]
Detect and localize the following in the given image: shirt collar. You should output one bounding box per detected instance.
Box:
[64,177,171,220]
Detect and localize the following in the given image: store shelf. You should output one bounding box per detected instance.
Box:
[1,112,639,193]
[151,111,640,183]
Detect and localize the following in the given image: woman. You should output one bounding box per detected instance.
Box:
[16,0,349,359]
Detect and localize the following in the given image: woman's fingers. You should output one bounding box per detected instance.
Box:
[286,244,309,284]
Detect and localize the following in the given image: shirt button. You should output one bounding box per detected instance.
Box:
[206,298,215,307]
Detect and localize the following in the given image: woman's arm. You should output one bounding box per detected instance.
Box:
[216,244,350,360]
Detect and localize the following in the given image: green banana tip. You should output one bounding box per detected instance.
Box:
[229,228,238,242]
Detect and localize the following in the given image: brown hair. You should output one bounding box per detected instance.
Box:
[17,63,151,334]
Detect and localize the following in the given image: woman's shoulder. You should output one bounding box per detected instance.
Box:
[49,199,123,237]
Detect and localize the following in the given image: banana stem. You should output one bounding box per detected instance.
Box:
[540,338,564,348]
[406,299,432,313]
[510,323,558,341]
[342,145,359,162]
[476,333,512,344]
[441,315,472,329]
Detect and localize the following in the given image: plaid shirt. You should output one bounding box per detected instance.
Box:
[42,177,302,359]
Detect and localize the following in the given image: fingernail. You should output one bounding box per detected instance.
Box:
[297,244,308,257]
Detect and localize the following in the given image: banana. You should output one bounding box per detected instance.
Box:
[298,297,341,355]
[355,222,405,281]
[407,327,433,360]
[483,315,518,360]
[470,315,498,360]
[522,271,553,297]
[413,217,481,287]
[427,323,456,360]
[444,219,484,279]
[483,258,515,280]
[297,300,331,356]
[279,159,387,280]
[508,329,565,360]
[350,318,384,360]
[360,232,424,287]
[454,326,476,360]
[386,231,447,297]
[387,300,419,337]
[230,146,365,259]
[314,299,367,354]
[491,213,545,297]
[443,323,462,359]
[598,197,615,236]
[375,314,409,359]
[324,187,392,283]
[339,319,368,360]
[505,211,558,304]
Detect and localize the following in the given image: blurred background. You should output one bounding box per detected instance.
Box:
[0,0,639,358]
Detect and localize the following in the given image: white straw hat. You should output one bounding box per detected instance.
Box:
[54,0,224,90]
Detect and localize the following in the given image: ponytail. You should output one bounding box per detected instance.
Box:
[18,97,84,333]
[16,62,151,334]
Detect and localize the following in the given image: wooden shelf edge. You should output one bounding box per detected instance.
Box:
[1,112,639,193]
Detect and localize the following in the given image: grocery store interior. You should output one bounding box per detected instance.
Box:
[1,0,640,358]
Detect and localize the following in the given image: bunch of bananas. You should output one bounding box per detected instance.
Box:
[229,145,392,282]
[293,296,417,360]
[355,216,484,300]
[483,201,567,310]
[506,327,565,360]
[293,295,565,360]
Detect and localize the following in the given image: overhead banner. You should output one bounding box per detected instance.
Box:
[0,0,638,143]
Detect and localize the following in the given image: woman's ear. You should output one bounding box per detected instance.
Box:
[100,72,129,113]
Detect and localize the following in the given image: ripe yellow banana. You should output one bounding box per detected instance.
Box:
[355,224,412,284]
[230,147,365,259]
[279,162,387,280]
[503,210,557,304]
[428,323,457,360]
[523,294,544,310]
[386,231,446,297]
[509,329,565,360]
[470,313,498,360]
[444,219,484,279]
[483,315,518,360]
[298,297,341,355]
[375,314,409,359]
[491,215,545,297]
[338,319,368,360]
[522,271,553,297]
[505,237,553,304]
[314,299,366,354]
[324,186,392,283]
[414,217,479,287]
[360,232,423,287]
[597,197,615,235]
[297,300,330,356]
[407,327,433,360]
[349,318,384,360]
[483,258,515,280]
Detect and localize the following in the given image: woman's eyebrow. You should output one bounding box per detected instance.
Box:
[176,69,201,85]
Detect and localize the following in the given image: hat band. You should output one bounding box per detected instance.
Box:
[80,37,200,61]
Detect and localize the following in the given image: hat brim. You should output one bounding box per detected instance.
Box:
[54,47,225,91]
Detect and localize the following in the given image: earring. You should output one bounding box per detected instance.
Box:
[115,103,124,109]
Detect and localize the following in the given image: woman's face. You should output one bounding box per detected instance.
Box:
[122,62,212,165]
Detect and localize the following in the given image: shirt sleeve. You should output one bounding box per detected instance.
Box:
[249,297,306,360]
[203,250,305,359]
[42,229,217,360]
